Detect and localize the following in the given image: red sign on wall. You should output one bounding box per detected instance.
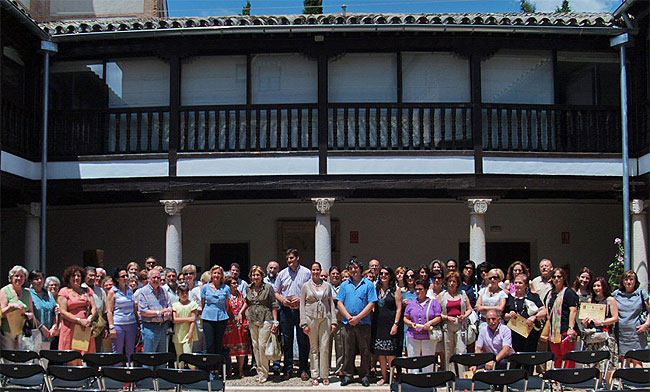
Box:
[350,231,359,244]
[561,232,570,244]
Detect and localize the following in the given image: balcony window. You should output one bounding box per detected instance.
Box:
[251,54,317,104]
[51,61,105,110]
[328,53,397,102]
[181,56,246,105]
[402,52,470,102]
[107,58,169,108]
[481,50,553,104]
[556,52,619,106]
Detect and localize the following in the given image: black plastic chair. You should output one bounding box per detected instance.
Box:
[177,354,226,391]
[612,368,650,389]
[46,365,100,392]
[389,356,445,392]
[0,351,40,365]
[130,352,175,390]
[155,368,211,392]
[563,350,609,389]
[99,366,154,391]
[82,353,127,390]
[623,349,650,367]
[0,363,46,392]
[393,371,456,392]
[542,367,600,392]
[472,369,528,392]
[450,353,496,392]
[38,352,82,367]
[508,352,554,391]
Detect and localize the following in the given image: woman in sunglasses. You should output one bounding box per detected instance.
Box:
[547,268,578,368]
[401,269,417,355]
[475,268,507,332]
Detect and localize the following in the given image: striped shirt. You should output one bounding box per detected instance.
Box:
[136,283,171,323]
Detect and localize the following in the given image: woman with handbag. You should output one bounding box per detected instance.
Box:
[613,270,650,368]
[57,265,98,363]
[239,265,278,383]
[403,279,442,373]
[503,274,546,353]
[371,266,403,386]
[300,262,337,386]
[439,272,474,372]
[581,277,618,371]
[0,266,41,350]
[547,268,579,368]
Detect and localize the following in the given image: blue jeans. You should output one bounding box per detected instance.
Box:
[142,322,168,369]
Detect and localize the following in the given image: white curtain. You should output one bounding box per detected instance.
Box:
[251,53,317,104]
[402,52,470,103]
[481,50,554,104]
[181,56,247,106]
[328,53,397,102]
[107,58,170,108]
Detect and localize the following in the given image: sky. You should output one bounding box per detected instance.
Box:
[167,0,623,17]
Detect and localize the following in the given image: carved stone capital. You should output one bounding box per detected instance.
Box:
[160,200,188,216]
[468,199,492,214]
[631,199,647,215]
[312,198,335,214]
[20,202,41,217]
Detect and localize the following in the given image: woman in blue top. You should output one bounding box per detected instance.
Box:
[29,270,58,352]
[201,265,231,362]
[107,267,138,361]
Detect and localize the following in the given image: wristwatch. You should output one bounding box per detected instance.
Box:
[109,324,116,330]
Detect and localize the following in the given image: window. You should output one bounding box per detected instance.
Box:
[402,52,470,102]
[107,58,169,108]
[481,50,554,104]
[182,56,246,105]
[251,54,317,104]
[556,52,619,106]
[328,53,397,102]
[51,61,106,110]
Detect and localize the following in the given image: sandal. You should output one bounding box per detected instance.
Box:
[323,379,330,386]
[312,378,319,386]
[377,379,386,386]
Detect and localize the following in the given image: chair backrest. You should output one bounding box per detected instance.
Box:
[509,352,554,367]
[83,353,127,368]
[398,371,455,389]
[613,368,650,385]
[543,368,600,386]
[155,368,210,386]
[392,355,438,373]
[0,363,45,379]
[624,349,650,364]
[100,366,154,383]
[47,366,98,382]
[39,350,83,365]
[473,369,528,386]
[178,353,225,372]
[131,352,175,367]
[564,350,609,365]
[0,350,40,364]
[450,353,496,367]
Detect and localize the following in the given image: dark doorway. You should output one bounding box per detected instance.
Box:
[210,243,250,280]
[459,242,531,272]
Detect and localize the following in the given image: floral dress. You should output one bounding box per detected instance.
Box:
[223,292,251,355]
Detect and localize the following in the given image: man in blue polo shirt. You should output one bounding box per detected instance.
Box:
[337,258,378,387]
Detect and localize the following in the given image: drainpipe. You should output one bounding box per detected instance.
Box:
[40,40,57,273]
[611,33,632,271]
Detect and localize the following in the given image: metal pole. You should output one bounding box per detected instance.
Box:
[620,45,631,271]
[40,50,49,273]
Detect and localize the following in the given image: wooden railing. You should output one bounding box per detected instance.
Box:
[328,104,473,150]
[482,105,621,153]
[1,101,636,161]
[179,105,318,152]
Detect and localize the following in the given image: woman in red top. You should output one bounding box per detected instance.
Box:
[223,276,251,378]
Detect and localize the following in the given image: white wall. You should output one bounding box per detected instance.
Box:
[50,0,144,16]
[0,199,624,283]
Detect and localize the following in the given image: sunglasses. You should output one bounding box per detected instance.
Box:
[488,276,499,280]
[380,272,390,276]
[552,276,563,279]
[406,274,415,279]
[119,275,128,279]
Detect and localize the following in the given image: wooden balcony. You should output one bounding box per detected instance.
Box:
[1,101,639,164]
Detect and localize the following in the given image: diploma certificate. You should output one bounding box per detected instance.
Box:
[507,313,534,338]
[579,303,606,321]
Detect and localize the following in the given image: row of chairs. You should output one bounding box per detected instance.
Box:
[0,350,227,392]
[389,350,649,392]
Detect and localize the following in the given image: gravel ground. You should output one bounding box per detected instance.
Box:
[226,371,383,387]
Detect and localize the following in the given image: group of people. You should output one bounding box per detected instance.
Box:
[0,252,648,387]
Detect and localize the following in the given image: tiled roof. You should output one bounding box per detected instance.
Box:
[41,12,620,37]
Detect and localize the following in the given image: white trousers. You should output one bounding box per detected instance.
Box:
[306,317,331,379]
[405,336,437,373]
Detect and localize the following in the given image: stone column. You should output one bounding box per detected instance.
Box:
[468,199,491,265]
[22,203,41,272]
[312,198,335,271]
[160,200,188,273]
[631,199,648,289]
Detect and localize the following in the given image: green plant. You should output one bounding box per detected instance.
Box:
[608,237,625,290]
[242,0,251,15]
[303,0,323,14]
[520,0,536,12]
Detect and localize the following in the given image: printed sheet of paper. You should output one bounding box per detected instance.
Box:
[6,310,25,336]
[507,313,533,338]
[72,324,91,351]
[579,303,606,321]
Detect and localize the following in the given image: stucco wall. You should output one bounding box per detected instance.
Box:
[1,199,627,284]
